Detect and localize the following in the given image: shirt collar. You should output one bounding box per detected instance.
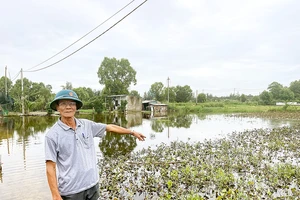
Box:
[57,117,82,130]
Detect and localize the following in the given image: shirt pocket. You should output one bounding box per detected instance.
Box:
[80,133,92,149]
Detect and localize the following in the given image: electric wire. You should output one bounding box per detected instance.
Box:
[8,71,11,81]
[25,0,136,71]
[11,70,21,82]
[24,0,148,73]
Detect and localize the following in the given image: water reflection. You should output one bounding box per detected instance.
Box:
[145,114,194,133]
[95,113,142,158]
[0,116,57,141]
[0,118,14,150]
[0,116,57,156]
[100,133,137,158]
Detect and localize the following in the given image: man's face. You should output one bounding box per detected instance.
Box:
[56,100,77,118]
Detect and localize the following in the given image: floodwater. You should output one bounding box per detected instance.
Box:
[0,113,297,200]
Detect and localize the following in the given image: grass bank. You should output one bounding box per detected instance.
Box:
[167,102,300,114]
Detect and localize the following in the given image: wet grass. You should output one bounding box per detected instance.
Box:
[98,122,300,199]
[168,103,300,114]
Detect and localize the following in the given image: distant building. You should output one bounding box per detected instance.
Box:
[142,100,168,113]
[107,95,142,111]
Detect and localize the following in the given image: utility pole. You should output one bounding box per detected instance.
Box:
[5,66,7,97]
[167,77,170,103]
[196,90,198,104]
[21,68,24,115]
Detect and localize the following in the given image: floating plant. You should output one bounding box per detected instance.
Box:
[98,123,300,199]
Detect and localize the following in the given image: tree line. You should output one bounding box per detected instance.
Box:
[1,57,300,113]
[146,80,300,105]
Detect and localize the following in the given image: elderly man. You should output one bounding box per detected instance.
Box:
[45,89,146,200]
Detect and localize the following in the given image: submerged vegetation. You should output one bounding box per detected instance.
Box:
[99,124,300,199]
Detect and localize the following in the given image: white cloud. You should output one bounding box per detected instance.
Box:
[0,0,299,97]
[174,67,220,78]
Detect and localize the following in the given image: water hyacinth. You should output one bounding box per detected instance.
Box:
[98,125,300,199]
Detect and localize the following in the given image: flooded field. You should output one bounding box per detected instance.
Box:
[0,113,299,199]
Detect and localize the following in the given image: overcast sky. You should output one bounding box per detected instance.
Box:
[1,0,299,97]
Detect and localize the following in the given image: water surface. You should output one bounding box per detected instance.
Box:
[0,113,296,200]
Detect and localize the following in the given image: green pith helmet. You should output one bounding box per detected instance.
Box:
[50,89,83,111]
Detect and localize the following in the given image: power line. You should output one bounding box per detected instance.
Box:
[11,70,21,82]
[25,0,136,72]
[25,0,148,73]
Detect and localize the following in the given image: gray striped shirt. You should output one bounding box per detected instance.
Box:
[45,118,106,196]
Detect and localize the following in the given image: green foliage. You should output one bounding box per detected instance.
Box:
[259,90,273,105]
[267,81,295,101]
[282,104,289,111]
[61,81,73,90]
[268,81,283,100]
[129,90,140,98]
[197,93,206,103]
[149,82,165,102]
[97,57,137,95]
[5,71,300,114]
[289,80,300,99]
[183,194,205,200]
[214,168,235,189]
[9,78,52,112]
[164,86,176,102]
[269,163,300,188]
[119,100,127,112]
[47,108,53,115]
[167,102,300,114]
[73,87,95,109]
[0,76,13,92]
[167,180,173,189]
[0,92,14,112]
[99,126,300,199]
[89,96,104,113]
[175,85,193,102]
[280,87,294,101]
[240,94,247,102]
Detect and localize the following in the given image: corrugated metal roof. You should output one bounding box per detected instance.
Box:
[142,100,156,103]
[107,95,127,98]
[150,103,167,106]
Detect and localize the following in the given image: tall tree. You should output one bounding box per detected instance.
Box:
[0,76,14,110]
[289,80,300,99]
[28,82,52,111]
[175,85,193,102]
[10,78,32,112]
[279,87,294,101]
[197,93,207,103]
[0,76,13,93]
[61,81,73,90]
[259,90,273,105]
[267,82,283,100]
[240,94,247,102]
[149,82,165,102]
[97,57,137,95]
[129,90,141,98]
[73,87,94,102]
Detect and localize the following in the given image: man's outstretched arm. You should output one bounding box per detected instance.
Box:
[106,124,146,141]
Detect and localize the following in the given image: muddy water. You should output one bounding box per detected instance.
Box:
[0,113,297,200]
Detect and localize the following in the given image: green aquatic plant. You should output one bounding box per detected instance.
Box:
[98,125,300,199]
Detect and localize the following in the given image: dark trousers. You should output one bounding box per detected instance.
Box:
[61,183,99,200]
